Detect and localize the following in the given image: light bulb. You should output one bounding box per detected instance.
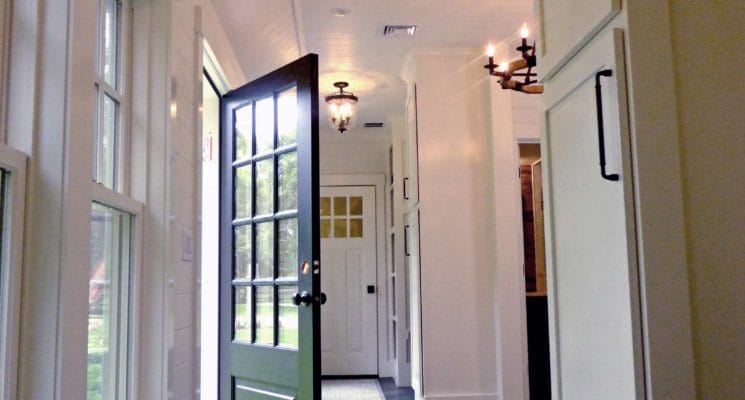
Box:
[486,44,495,57]
[521,23,529,39]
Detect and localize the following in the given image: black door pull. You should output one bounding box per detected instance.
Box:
[595,69,620,182]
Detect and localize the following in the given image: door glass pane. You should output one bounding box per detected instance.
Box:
[255,159,274,216]
[278,218,297,278]
[320,219,330,238]
[277,87,297,147]
[255,222,274,279]
[320,197,331,216]
[333,219,347,238]
[103,0,119,88]
[234,165,252,219]
[333,197,347,216]
[234,225,252,279]
[349,196,363,216]
[278,152,297,211]
[278,286,298,348]
[234,104,253,160]
[255,286,274,345]
[234,286,252,342]
[255,97,274,154]
[350,218,363,238]
[88,203,131,400]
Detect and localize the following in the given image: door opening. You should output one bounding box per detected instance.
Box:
[200,71,221,399]
[518,143,551,400]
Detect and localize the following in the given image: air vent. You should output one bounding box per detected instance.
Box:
[383,25,417,37]
[363,122,384,128]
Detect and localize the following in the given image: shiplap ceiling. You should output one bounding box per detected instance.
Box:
[211,0,533,136]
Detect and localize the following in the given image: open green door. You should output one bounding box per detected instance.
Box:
[220,54,321,400]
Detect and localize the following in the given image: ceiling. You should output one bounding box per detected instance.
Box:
[211,0,534,137]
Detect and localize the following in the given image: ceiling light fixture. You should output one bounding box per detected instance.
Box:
[484,23,544,94]
[325,82,359,134]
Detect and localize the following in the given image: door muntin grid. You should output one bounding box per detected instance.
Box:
[231,85,299,349]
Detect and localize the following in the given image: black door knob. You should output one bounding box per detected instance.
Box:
[292,291,313,307]
[319,292,327,305]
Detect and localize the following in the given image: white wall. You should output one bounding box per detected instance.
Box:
[412,49,498,400]
[668,2,745,398]
[487,38,540,400]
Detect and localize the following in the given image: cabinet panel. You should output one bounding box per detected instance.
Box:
[542,29,644,399]
[404,84,420,208]
[538,0,621,79]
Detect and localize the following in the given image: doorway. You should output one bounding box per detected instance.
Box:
[518,143,551,400]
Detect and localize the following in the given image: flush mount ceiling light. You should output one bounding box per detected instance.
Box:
[325,82,359,134]
[484,23,544,94]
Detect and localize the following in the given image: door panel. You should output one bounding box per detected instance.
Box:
[537,0,621,79]
[542,29,644,399]
[220,54,320,400]
[320,186,378,375]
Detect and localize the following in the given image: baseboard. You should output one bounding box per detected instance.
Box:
[322,374,379,380]
[423,393,498,400]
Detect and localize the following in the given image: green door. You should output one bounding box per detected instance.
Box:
[220,54,321,400]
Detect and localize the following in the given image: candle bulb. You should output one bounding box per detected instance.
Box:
[498,60,508,73]
[486,43,495,66]
[520,22,529,51]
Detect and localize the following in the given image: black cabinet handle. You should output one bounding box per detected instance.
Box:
[404,225,411,256]
[595,69,620,182]
[403,177,410,200]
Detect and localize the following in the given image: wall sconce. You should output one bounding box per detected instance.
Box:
[325,81,359,133]
[484,23,544,94]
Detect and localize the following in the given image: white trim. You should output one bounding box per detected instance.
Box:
[202,40,229,94]
[320,174,390,378]
[0,145,27,400]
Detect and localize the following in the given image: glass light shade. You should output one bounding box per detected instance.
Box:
[325,82,358,133]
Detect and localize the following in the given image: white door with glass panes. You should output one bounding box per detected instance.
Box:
[320,186,378,375]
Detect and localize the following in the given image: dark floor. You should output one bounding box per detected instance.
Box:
[378,378,415,400]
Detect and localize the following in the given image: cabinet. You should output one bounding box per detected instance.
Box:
[403,84,420,209]
[541,28,644,399]
[537,0,621,78]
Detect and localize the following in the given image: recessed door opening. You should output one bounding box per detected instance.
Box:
[519,142,551,400]
[200,71,221,399]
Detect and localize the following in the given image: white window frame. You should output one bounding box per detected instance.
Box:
[89,0,140,398]
[90,182,143,400]
[0,145,27,400]
[94,0,131,193]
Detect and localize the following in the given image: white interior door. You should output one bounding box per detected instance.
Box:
[320,186,378,375]
[542,29,645,400]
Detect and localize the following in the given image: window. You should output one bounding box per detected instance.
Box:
[0,145,27,400]
[94,0,126,191]
[87,203,132,400]
[88,1,137,399]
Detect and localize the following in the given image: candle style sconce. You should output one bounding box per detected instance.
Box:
[484,23,544,94]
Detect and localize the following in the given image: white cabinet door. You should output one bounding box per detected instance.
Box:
[405,209,423,395]
[537,0,621,79]
[542,29,644,400]
[404,84,420,208]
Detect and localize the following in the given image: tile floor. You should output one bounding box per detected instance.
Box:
[378,378,415,400]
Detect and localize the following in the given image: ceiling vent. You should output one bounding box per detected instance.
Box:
[363,122,384,128]
[383,25,417,37]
